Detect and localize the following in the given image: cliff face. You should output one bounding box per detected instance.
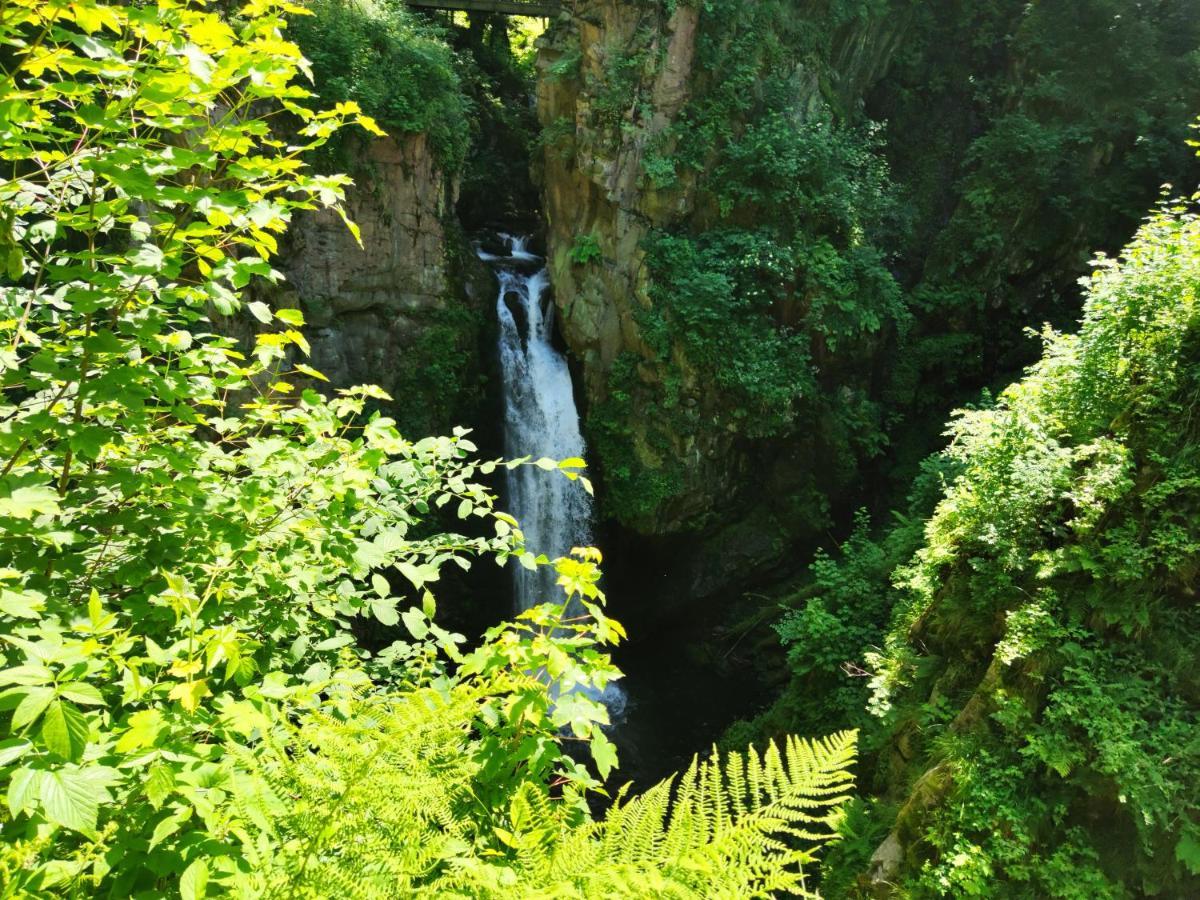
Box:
[535,0,910,596]
[536,1,697,397]
[275,134,492,436]
[535,1,713,540]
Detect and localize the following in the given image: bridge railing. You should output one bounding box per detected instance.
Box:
[405,0,561,16]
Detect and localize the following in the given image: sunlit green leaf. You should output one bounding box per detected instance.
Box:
[41,699,90,761]
[40,769,98,834]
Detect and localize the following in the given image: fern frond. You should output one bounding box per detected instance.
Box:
[228,686,857,899]
[229,686,484,898]
[540,730,858,898]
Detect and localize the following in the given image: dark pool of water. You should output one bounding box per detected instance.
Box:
[605,620,768,791]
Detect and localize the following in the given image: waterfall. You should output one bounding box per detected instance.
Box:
[481,234,626,721]
[484,235,593,612]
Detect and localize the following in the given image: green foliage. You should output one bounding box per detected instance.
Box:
[563,0,1199,542]
[0,5,861,896]
[587,40,655,138]
[545,44,581,82]
[234,689,858,898]
[0,2,598,891]
[577,0,906,527]
[290,0,471,172]
[568,232,602,266]
[723,457,952,749]
[776,513,906,728]
[856,198,1200,895]
[641,230,816,437]
[450,14,545,227]
[876,0,1200,424]
[586,354,688,527]
[389,299,487,437]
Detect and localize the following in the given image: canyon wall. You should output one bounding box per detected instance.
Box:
[535,0,911,600]
[533,0,1199,609]
[274,133,493,437]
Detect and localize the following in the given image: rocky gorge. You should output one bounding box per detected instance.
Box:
[7,0,1200,893]
[268,1,1200,894]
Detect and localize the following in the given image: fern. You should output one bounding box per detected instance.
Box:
[231,688,483,899]
[224,555,857,897]
[539,733,857,898]
[228,691,856,898]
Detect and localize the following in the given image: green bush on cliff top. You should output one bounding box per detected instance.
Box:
[291,0,471,171]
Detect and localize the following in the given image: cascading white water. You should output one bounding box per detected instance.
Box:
[485,235,593,612]
[481,234,626,720]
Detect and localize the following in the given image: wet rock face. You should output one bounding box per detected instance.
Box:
[275,134,492,434]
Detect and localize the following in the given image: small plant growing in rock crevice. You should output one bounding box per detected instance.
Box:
[569,232,603,265]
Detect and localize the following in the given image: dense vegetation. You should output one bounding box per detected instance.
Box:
[873,0,1200,470]
[533,0,1200,894]
[3,0,1199,896]
[747,195,1200,897]
[588,0,904,527]
[289,0,543,222]
[861,199,1200,895]
[0,1,854,895]
[290,0,471,173]
[655,3,1200,894]
[579,0,1200,532]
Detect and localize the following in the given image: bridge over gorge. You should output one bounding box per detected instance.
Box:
[406,0,562,16]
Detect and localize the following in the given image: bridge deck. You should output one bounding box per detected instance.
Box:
[406,0,560,15]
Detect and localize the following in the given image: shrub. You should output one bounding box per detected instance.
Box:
[290,0,471,172]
